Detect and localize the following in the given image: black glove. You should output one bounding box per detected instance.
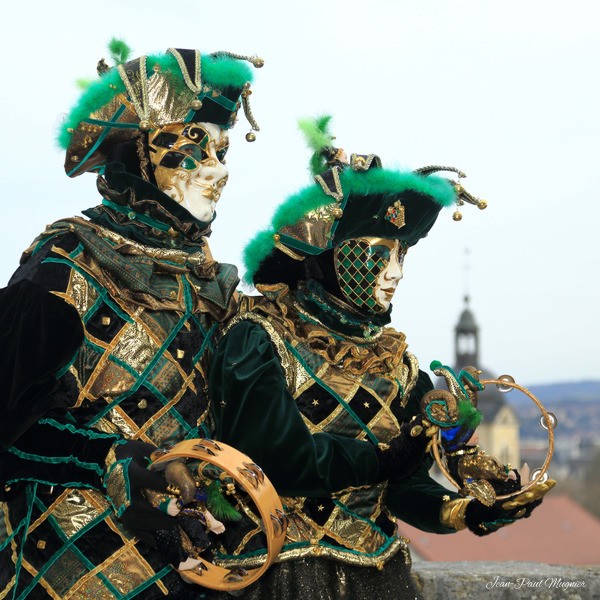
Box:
[103,440,172,535]
[465,479,556,536]
[104,441,214,567]
[375,416,436,481]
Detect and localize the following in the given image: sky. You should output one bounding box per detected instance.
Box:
[1,0,599,386]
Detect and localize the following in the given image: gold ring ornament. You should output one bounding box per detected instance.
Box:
[149,439,287,592]
[422,362,556,506]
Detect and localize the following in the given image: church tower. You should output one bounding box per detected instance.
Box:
[455,295,479,367]
[452,296,521,467]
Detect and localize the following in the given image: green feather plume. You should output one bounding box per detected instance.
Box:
[242,168,456,283]
[298,115,334,176]
[75,78,93,90]
[58,51,253,150]
[457,399,483,429]
[108,38,132,65]
[206,480,242,521]
[243,229,276,284]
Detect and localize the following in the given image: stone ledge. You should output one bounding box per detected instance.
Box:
[412,561,600,600]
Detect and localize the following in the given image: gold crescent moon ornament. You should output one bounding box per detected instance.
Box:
[431,376,556,501]
[149,439,287,592]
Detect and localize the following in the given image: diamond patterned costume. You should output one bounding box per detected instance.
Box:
[0,175,238,599]
[206,283,458,599]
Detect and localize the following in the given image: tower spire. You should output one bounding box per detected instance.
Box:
[455,249,479,367]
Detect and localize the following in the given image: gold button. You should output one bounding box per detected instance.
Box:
[177,350,185,359]
[410,425,423,437]
[169,290,177,299]
[137,399,148,409]
[102,316,111,326]
[37,540,46,550]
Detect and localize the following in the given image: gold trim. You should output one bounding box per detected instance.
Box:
[135,367,197,439]
[20,558,62,600]
[64,538,156,599]
[28,489,73,534]
[117,56,150,123]
[217,534,409,569]
[314,166,344,201]
[0,576,16,600]
[167,48,202,94]
[439,498,470,531]
[233,526,263,556]
[274,240,305,262]
[350,153,381,171]
[292,301,384,345]
[399,351,420,407]
[0,502,17,600]
[222,312,296,389]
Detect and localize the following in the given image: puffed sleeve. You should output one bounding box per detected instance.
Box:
[0,279,83,450]
[209,320,381,496]
[0,279,125,497]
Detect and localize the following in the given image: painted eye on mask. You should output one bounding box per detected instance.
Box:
[150,127,229,171]
[365,245,391,269]
[185,127,229,162]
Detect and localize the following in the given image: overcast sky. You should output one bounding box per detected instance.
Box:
[1,0,599,386]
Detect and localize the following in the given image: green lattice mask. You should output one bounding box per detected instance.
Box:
[334,237,407,313]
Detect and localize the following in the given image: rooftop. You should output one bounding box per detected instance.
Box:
[398,495,600,565]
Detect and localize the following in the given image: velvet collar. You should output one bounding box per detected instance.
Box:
[83,162,213,252]
[294,279,391,341]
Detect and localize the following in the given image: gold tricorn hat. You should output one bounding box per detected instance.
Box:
[58,44,263,177]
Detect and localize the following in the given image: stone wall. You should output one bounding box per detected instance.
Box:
[412,562,600,600]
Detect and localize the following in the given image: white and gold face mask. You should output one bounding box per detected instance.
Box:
[334,237,407,313]
[148,122,229,222]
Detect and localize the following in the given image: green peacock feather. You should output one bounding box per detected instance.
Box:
[206,480,242,521]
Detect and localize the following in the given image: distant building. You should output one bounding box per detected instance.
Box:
[398,495,600,564]
[449,296,520,467]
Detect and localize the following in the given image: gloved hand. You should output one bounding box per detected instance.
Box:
[104,441,215,571]
[375,416,438,481]
[103,440,173,534]
[464,479,556,536]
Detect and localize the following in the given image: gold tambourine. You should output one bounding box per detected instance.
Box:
[432,375,556,501]
[149,439,287,592]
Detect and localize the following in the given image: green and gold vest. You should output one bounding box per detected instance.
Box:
[214,284,420,570]
[0,218,237,599]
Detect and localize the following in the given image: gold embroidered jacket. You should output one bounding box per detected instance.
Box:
[209,284,455,571]
[0,216,238,599]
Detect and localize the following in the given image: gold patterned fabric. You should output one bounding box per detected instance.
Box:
[214,287,419,570]
[242,283,411,378]
[0,219,236,599]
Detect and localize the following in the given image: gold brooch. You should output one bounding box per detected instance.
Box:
[384,201,405,229]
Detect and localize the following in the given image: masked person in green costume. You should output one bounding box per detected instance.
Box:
[0,41,262,599]
[206,118,554,599]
